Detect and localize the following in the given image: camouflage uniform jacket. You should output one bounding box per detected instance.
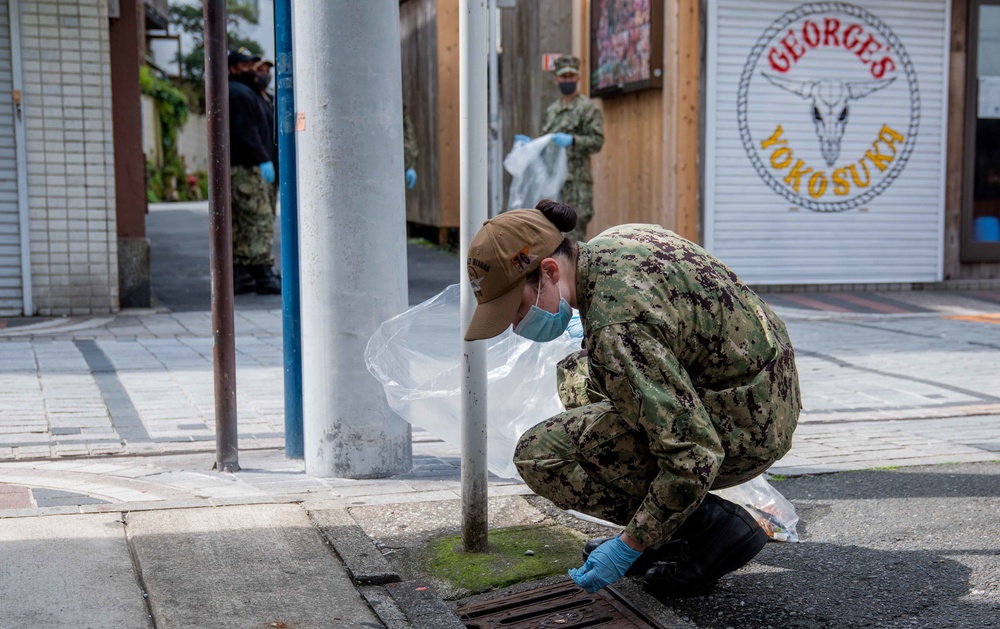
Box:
[541,94,604,183]
[576,225,801,548]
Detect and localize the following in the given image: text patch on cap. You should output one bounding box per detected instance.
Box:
[510,245,536,272]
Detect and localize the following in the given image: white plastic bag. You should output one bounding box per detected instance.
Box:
[714,475,800,542]
[365,284,582,479]
[572,475,800,543]
[366,285,801,539]
[504,134,569,212]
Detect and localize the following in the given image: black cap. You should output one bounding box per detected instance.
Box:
[227,48,256,67]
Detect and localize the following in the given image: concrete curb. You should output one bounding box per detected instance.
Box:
[308,506,459,628]
[309,507,402,585]
[385,579,466,629]
[358,585,415,629]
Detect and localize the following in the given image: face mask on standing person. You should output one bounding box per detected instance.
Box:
[237,70,257,86]
[254,73,272,92]
[558,81,577,95]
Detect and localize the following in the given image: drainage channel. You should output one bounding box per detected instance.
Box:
[454,580,666,628]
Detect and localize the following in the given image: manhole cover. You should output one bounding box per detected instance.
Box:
[454,580,665,629]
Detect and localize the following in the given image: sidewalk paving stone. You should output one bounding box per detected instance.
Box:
[127,504,380,628]
[0,513,151,628]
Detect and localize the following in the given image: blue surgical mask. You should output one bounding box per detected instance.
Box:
[514,280,573,342]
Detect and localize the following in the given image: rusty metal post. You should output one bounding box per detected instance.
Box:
[203,0,239,473]
[460,0,490,553]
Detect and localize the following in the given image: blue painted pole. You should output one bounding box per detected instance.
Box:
[275,0,303,458]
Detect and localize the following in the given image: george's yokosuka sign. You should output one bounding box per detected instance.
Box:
[705,1,950,284]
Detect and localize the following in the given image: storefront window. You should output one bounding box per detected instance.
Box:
[965,0,1000,260]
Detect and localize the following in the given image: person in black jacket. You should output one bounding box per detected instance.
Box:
[228,48,280,294]
[253,57,279,213]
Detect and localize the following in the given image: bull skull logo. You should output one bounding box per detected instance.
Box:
[762,74,896,166]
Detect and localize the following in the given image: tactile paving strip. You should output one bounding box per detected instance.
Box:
[454,580,665,629]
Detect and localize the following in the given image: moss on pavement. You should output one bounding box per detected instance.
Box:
[418,525,583,594]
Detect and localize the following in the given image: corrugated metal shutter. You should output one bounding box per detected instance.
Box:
[704,0,950,284]
[0,0,23,313]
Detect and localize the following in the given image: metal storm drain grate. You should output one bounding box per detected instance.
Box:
[454,580,665,629]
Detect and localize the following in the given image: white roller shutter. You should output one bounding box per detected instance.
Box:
[704,0,950,284]
[0,0,23,313]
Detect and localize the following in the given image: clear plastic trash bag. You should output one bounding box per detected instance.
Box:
[364,284,583,479]
[365,285,800,540]
[570,474,800,543]
[504,134,569,212]
[714,475,800,542]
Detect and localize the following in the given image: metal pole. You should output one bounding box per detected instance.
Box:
[204,0,239,473]
[275,0,303,459]
[460,0,490,554]
[294,0,411,478]
[8,0,33,315]
[488,0,503,218]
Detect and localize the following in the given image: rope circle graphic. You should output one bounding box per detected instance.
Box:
[736,2,920,212]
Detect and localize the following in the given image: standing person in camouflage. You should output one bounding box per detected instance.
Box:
[403,103,418,190]
[541,56,604,241]
[227,48,280,295]
[464,201,801,597]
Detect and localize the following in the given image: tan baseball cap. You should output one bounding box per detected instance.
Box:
[464,209,565,341]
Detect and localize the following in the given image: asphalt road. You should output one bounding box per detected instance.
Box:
[449,461,999,628]
[147,202,458,312]
[634,462,1000,629]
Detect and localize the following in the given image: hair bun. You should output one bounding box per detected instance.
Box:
[535,199,578,233]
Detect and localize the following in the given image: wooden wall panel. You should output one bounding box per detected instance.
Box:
[501,6,542,147]
[500,1,573,205]
[436,0,460,227]
[667,0,700,242]
[576,0,700,243]
[401,0,440,226]
[589,92,664,234]
[501,3,542,208]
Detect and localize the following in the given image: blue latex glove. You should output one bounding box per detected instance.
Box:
[259,161,276,184]
[552,132,573,148]
[405,168,417,190]
[514,134,532,145]
[568,536,641,593]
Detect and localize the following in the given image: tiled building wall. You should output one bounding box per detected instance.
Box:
[19,0,117,315]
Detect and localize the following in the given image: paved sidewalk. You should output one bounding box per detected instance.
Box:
[0,286,998,627]
[1,291,997,470]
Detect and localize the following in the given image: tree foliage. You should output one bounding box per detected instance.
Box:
[170,1,263,112]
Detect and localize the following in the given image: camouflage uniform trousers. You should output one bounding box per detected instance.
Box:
[514,349,774,531]
[231,164,275,267]
[267,181,278,216]
[562,180,593,242]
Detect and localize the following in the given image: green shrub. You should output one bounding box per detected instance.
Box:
[141,66,189,201]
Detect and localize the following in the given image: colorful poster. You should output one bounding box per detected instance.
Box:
[591,0,658,93]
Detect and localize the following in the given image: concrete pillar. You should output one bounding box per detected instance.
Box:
[294,0,412,478]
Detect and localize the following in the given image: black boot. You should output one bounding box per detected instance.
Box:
[642,494,769,598]
[250,265,281,295]
[234,265,256,295]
